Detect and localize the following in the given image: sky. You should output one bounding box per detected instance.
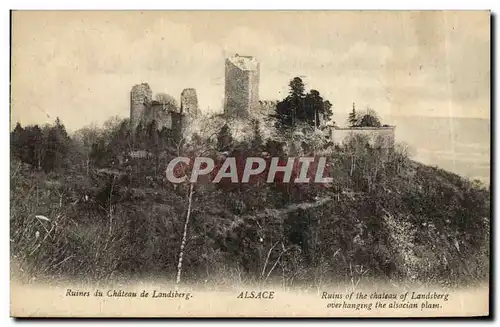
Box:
[11,11,490,132]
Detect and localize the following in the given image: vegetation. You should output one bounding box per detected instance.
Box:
[10,78,490,290]
[273,77,333,131]
[347,104,383,128]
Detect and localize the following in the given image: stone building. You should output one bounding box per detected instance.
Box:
[224,54,260,119]
[180,88,200,117]
[130,83,153,131]
[145,100,183,132]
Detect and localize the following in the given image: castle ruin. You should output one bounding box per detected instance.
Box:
[224,54,260,119]
[130,83,153,131]
[130,83,199,137]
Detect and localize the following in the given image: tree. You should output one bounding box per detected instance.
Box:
[102,115,125,143]
[289,77,305,96]
[304,89,325,128]
[174,134,223,285]
[289,77,306,125]
[11,122,25,161]
[358,109,381,128]
[348,103,358,127]
[274,77,306,130]
[217,124,234,152]
[29,125,44,170]
[13,124,45,169]
[42,118,71,172]
[74,123,101,173]
[274,100,293,130]
[89,138,107,167]
[274,78,333,131]
[54,117,70,139]
[323,100,333,123]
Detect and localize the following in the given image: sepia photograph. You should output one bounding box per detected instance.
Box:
[9,10,491,317]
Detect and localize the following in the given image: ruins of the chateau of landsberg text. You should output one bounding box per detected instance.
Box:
[129,54,395,147]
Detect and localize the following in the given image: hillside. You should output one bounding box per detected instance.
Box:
[10,128,490,289]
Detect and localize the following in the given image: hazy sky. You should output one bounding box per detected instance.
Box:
[11,11,490,131]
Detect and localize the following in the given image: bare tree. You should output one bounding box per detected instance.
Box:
[174,132,219,285]
[176,182,194,284]
[73,123,102,173]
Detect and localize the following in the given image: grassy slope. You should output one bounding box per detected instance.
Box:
[10,151,490,288]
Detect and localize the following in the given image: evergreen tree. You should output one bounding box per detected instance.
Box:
[304,89,324,128]
[29,125,44,170]
[54,117,70,141]
[274,100,293,130]
[348,103,358,127]
[274,77,333,130]
[289,77,306,124]
[42,118,71,172]
[11,122,25,161]
[274,77,306,130]
[19,125,43,168]
[323,100,333,123]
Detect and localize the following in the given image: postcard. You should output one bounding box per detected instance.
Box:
[10,10,490,317]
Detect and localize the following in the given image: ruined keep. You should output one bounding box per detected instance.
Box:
[130,83,153,131]
[224,54,260,119]
[180,88,199,117]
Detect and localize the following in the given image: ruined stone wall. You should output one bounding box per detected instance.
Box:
[180,88,199,117]
[130,83,152,130]
[330,126,396,148]
[129,83,187,141]
[146,102,173,130]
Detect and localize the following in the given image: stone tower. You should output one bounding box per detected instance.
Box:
[180,88,199,117]
[130,83,152,131]
[224,54,260,119]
